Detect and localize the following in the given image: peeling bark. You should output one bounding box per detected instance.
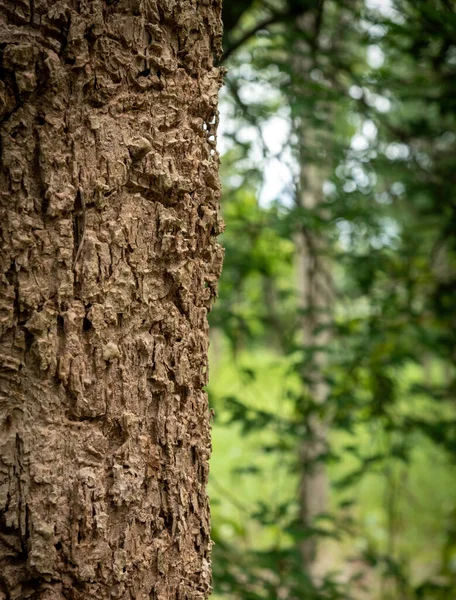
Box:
[0,1,223,598]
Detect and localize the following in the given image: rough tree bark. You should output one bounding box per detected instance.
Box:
[0,1,223,599]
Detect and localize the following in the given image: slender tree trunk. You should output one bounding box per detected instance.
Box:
[296,149,332,570]
[291,10,333,572]
[0,2,223,599]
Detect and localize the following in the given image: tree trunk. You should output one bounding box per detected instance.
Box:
[291,11,333,572]
[0,2,223,599]
[296,150,332,570]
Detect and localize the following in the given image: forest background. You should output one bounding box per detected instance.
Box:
[208,1,456,599]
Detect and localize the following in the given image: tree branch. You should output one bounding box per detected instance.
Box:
[220,13,283,64]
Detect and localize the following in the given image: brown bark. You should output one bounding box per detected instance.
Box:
[0,1,223,599]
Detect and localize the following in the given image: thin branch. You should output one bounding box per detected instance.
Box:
[220,13,283,64]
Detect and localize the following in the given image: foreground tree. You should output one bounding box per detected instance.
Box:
[0,1,223,598]
[213,0,456,598]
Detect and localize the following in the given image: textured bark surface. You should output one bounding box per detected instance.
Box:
[0,1,223,598]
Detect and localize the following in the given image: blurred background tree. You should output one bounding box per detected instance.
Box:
[209,1,456,599]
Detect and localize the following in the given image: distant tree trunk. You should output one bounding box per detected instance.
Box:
[295,147,332,570]
[0,2,223,599]
[293,10,333,572]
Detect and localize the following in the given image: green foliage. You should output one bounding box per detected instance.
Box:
[210,0,456,598]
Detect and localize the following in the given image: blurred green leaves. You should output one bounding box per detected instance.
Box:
[210,0,456,598]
